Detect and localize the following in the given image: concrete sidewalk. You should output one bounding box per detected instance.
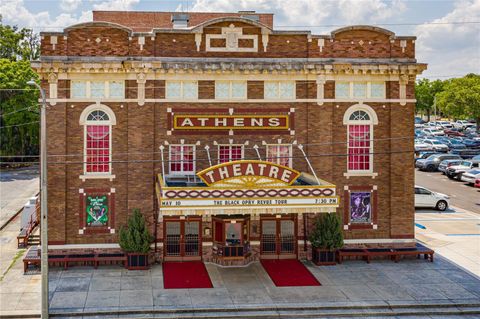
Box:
[2,254,479,317]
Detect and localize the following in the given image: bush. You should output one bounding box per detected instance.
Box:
[309,213,344,250]
[119,209,153,254]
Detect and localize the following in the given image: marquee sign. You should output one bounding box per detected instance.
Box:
[173,115,289,130]
[197,160,300,187]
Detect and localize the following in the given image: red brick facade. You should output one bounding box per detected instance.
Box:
[33,11,426,262]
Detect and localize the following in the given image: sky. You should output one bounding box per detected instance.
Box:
[1,0,479,80]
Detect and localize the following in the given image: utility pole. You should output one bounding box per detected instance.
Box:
[27,80,48,319]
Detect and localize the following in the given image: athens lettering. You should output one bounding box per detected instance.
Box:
[173,115,289,130]
[197,161,300,186]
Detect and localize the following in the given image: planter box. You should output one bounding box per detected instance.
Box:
[126,253,149,270]
[312,248,337,266]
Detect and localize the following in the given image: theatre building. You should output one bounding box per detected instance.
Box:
[33,10,426,264]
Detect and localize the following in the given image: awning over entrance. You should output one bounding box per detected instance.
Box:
[156,160,338,217]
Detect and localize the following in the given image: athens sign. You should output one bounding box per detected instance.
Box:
[173,115,289,130]
[197,160,300,186]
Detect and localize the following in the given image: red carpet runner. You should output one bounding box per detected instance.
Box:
[162,261,213,289]
[261,259,321,287]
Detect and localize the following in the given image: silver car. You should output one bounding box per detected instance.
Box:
[461,169,480,185]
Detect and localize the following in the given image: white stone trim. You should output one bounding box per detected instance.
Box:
[343,103,378,125]
[205,25,258,52]
[79,174,116,181]
[343,172,378,179]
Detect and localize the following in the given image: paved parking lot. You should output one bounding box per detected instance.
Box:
[415,169,480,213]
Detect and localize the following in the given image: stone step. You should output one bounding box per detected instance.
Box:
[49,302,480,319]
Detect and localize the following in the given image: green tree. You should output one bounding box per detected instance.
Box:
[436,74,480,132]
[119,209,153,254]
[0,59,40,162]
[415,78,444,121]
[309,213,344,250]
[0,20,41,164]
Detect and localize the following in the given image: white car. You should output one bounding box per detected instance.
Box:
[460,169,480,185]
[415,186,450,211]
[446,161,473,179]
[423,139,449,152]
[426,122,442,129]
[414,139,433,152]
[423,128,444,136]
[453,120,474,129]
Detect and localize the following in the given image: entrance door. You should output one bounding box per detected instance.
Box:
[261,216,296,259]
[164,218,201,261]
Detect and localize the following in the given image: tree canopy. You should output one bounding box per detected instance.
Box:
[415,78,444,121]
[436,73,480,130]
[0,20,40,164]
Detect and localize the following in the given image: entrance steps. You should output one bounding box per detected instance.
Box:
[48,300,480,319]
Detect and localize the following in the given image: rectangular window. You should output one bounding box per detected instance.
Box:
[264,81,295,99]
[370,82,386,98]
[169,145,195,175]
[86,125,110,173]
[266,144,292,167]
[348,124,371,171]
[166,81,198,99]
[90,81,105,98]
[215,81,247,99]
[335,82,350,98]
[71,80,124,99]
[218,145,243,163]
[71,81,87,98]
[109,81,125,98]
[353,83,367,98]
[335,81,386,99]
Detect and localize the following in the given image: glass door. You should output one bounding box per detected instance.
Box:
[260,216,296,258]
[165,221,181,257]
[261,220,277,254]
[164,219,202,260]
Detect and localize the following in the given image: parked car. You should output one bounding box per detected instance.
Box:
[426,122,442,130]
[444,128,465,137]
[437,121,453,129]
[414,139,433,152]
[460,168,480,185]
[453,120,475,129]
[446,161,473,180]
[449,149,480,159]
[470,155,480,166]
[438,159,463,174]
[423,128,444,136]
[462,139,480,149]
[422,139,449,152]
[414,186,449,211]
[416,154,462,171]
[415,129,428,138]
[415,151,439,162]
[444,138,467,150]
[415,117,426,125]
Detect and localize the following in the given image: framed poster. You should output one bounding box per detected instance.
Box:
[349,192,371,223]
[79,188,115,234]
[343,186,377,230]
[86,195,109,226]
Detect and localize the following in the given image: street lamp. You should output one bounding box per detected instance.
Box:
[27,79,49,319]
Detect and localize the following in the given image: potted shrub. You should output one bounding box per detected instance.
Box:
[309,213,344,265]
[119,209,153,270]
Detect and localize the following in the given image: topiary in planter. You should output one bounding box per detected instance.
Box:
[309,213,344,265]
[119,209,153,269]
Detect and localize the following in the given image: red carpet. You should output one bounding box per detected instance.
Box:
[261,259,321,287]
[162,261,213,289]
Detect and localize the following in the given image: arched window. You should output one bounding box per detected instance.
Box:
[343,105,378,173]
[80,105,116,176]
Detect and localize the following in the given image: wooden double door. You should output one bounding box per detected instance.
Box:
[260,216,297,259]
[164,218,201,261]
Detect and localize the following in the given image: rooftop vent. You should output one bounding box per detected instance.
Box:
[171,13,189,29]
